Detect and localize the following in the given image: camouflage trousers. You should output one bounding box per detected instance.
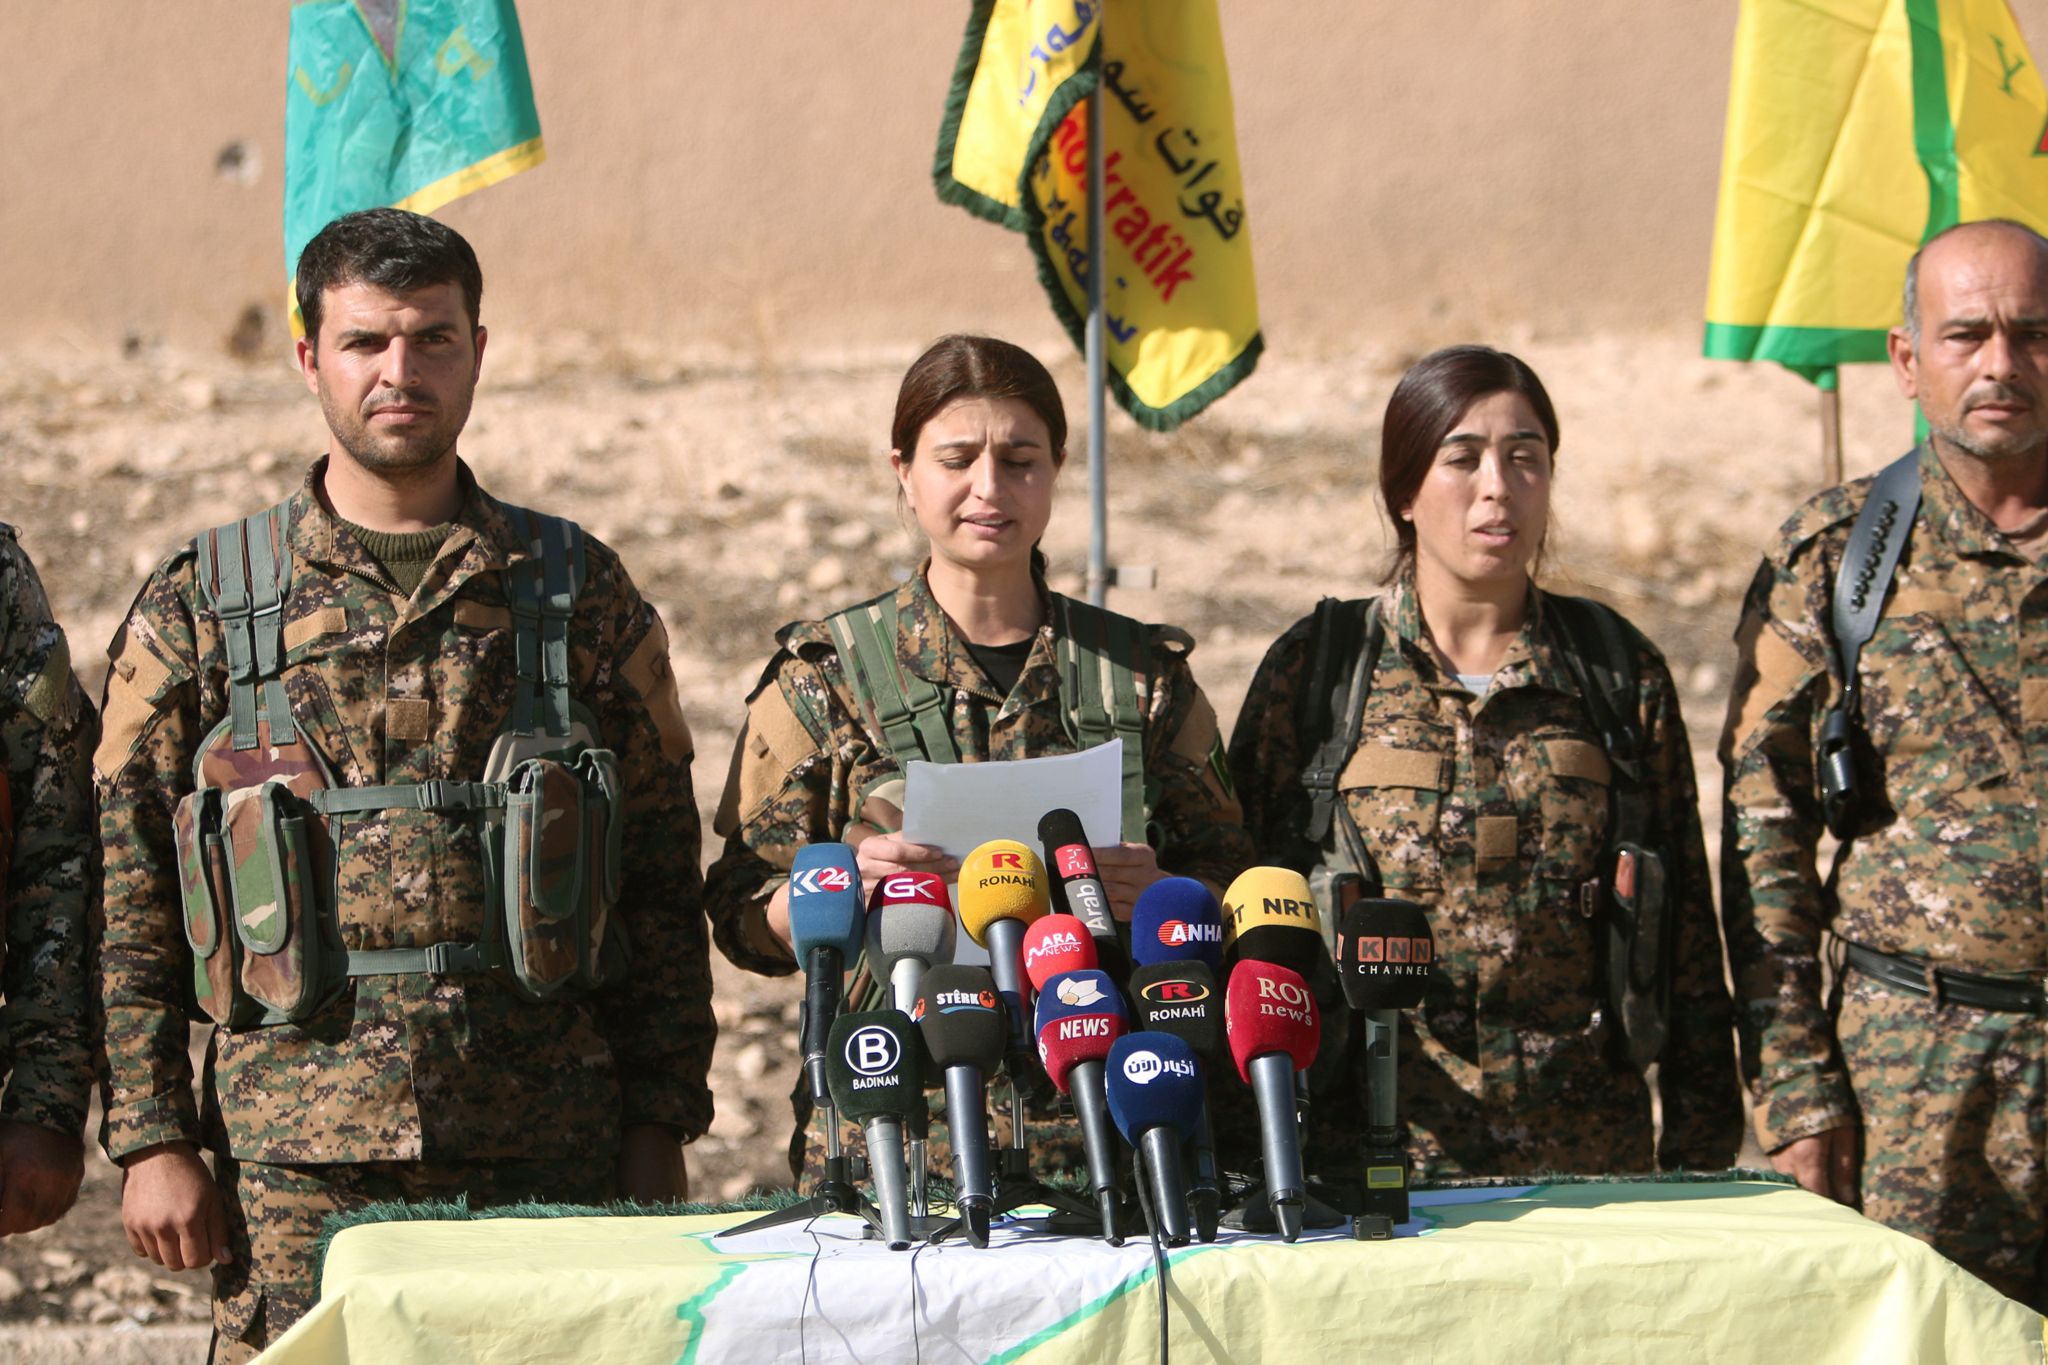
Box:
[207,1152,615,1363]
[1838,969,2048,1308]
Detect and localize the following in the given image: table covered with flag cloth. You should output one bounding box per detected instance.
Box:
[255,1177,2040,1363]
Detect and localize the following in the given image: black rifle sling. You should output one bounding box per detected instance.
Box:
[1296,597,1383,884]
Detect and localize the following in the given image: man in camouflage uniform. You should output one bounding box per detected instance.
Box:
[1723,219,2048,1305]
[704,567,1250,1181]
[0,526,97,1236]
[96,209,712,1359]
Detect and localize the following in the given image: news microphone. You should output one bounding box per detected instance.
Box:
[1038,808,1125,978]
[1222,866,1327,977]
[827,1009,924,1249]
[1226,958,1320,1241]
[913,964,1006,1246]
[1131,877,1226,971]
[1106,1032,1205,1245]
[1023,914,1099,993]
[1034,967,1131,1242]
[789,843,864,1110]
[1336,898,1436,1235]
[865,870,956,1014]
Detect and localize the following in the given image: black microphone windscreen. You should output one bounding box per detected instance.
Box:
[826,1010,924,1121]
[1335,898,1436,1010]
[1128,961,1223,1059]
[914,964,1007,1070]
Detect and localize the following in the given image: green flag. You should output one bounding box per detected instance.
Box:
[285,0,543,329]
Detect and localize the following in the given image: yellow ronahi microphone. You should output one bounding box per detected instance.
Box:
[958,839,1052,946]
[1221,866,1324,975]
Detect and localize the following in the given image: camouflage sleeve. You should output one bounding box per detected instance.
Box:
[0,537,99,1137]
[95,554,208,1159]
[1632,635,1743,1169]
[702,645,841,977]
[1142,630,1254,890]
[1223,615,1315,868]
[1718,544,1854,1153]
[583,550,714,1142]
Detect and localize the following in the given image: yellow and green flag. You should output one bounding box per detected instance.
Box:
[285,0,543,329]
[1705,0,2048,384]
[935,0,1261,431]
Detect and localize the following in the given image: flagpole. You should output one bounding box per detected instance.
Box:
[1820,382,1843,486]
[1085,84,1109,608]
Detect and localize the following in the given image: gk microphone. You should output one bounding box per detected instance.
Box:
[1034,967,1132,1242]
[1038,808,1125,978]
[1225,958,1321,1242]
[913,964,1007,1246]
[1106,1032,1205,1245]
[788,843,864,1109]
[1023,914,1099,993]
[1222,866,1326,977]
[865,870,956,1013]
[1336,898,1436,1232]
[827,1009,924,1249]
[1131,877,1226,971]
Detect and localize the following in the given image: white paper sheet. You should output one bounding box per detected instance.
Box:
[901,742,1124,966]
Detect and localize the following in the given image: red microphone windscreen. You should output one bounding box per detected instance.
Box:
[1032,969,1129,1092]
[1224,959,1320,1083]
[1022,914,1099,991]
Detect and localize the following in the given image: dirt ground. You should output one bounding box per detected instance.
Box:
[0,329,1918,1340]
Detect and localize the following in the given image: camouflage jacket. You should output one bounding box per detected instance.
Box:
[704,566,1251,974]
[0,525,98,1137]
[1721,442,2048,1151]
[95,459,712,1165]
[1230,572,1742,1171]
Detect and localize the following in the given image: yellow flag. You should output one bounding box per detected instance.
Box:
[1704,0,2048,383]
[935,1,1261,431]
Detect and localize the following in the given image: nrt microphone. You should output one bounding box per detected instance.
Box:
[865,870,956,1014]
[1023,914,1099,993]
[1222,866,1326,976]
[1336,897,1436,1236]
[913,964,1006,1247]
[1034,967,1131,1243]
[1131,877,1226,971]
[1226,958,1320,1242]
[789,843,864,1110]
[1106,1033,1205,1245]
[827,1009,924,1250]
[1038,808,1125,978]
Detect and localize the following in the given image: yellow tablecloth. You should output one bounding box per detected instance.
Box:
[258,1181,2043,1363]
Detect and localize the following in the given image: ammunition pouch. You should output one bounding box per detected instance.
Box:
[489,748,627,1001]
[1585,840,1670,1073]
[1816,703,1861,841]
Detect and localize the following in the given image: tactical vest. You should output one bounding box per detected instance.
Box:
[0,770,11,977]
[1291,593,1672,1071]
[824,590,1155,841]
[170,498,625,1028]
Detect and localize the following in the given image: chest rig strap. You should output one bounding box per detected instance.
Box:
[502,505,588,740]
[827,596,962,767]
[1052,595,1149,842]
[197,503,298,752]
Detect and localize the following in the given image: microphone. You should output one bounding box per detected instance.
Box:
[1221,866,1326,976]
[1034,967,1132,1243]
[865,870,956,1014]
[788,844,864,1111]
[958,838,1052,1026]
[913,964,1006,1246]
[1226,958,1320,1241]
[1128,958,1224,1237]
[826,1009,925,1249]
[1131,877,1226,971]
[1038,808,1126,978]
[1023,914,1099,993]
[1335,898,1436,1236]
[1106,1033,1205,1245]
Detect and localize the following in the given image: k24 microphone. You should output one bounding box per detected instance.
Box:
[789,843,863,1109]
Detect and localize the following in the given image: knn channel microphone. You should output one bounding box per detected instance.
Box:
[1336,896,1435,1238]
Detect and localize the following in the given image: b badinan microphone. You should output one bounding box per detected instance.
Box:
[1023,914,1098,992]
[1106,1032,1205,1245]
[1226,958,1320,1242]
[1128,959,1223,1239]
[913,964,1006,1246]
[865,871,956,1013]
[1131,877,1226,971]
[788,844,864,1112]
[827,1009,924,1249]
[1336,897,1436,1236]
[1038,808,1125,977]
[1222,866,1326,976]
[1034,967,1131,1243]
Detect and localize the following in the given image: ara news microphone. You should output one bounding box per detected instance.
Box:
[1023,913,1099,993]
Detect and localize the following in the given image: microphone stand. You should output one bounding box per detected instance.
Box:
[717,1096,890,1240]
[1219,1069,1346,1234]
[932,1070,1106,1243]
[1350,1008,1409,1240]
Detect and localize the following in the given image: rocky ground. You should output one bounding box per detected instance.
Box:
[0,329,1918,1350]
